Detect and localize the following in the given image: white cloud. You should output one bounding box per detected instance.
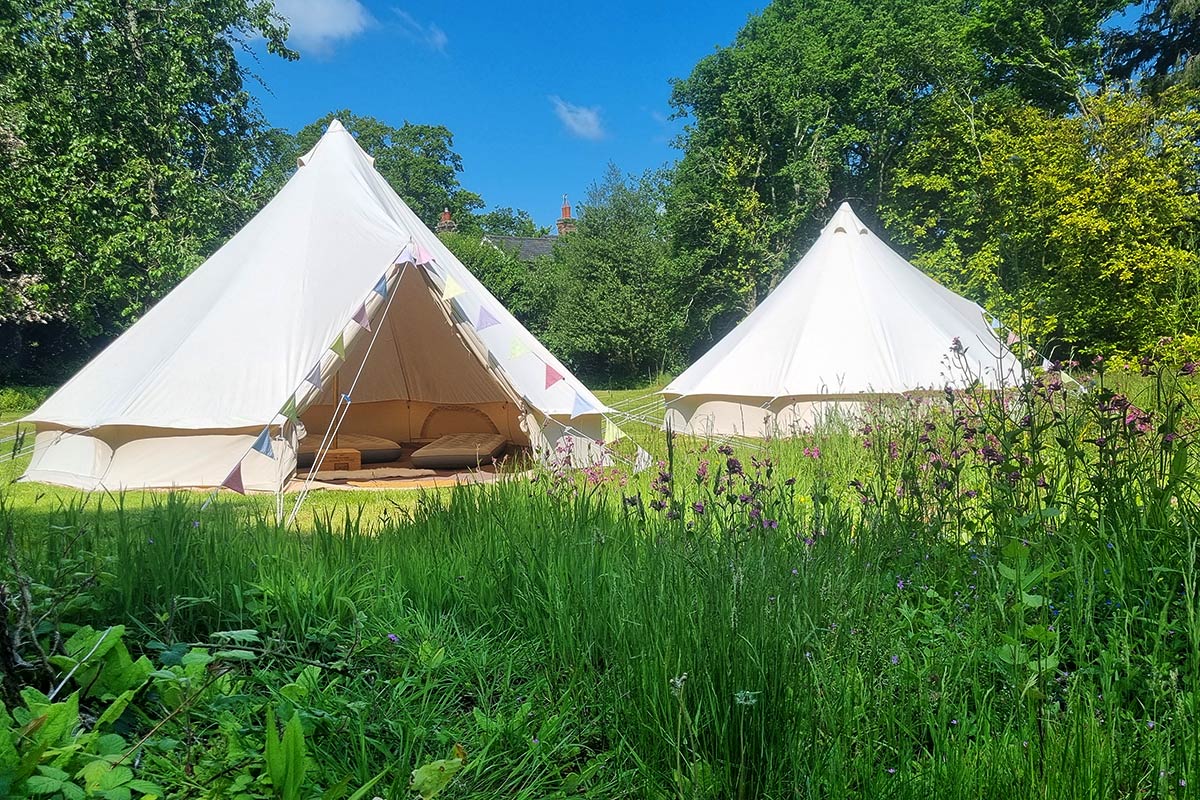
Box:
[550,96,605,140]
[393,9,448,52]
[274,0,372,54]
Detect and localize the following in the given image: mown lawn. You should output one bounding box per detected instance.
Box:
[2,371,1199,798]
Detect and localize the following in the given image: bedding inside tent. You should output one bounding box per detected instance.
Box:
[295,267,530,470]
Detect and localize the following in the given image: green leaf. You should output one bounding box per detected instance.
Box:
[410,745,468,800]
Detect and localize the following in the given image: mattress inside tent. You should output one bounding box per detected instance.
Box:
[297,432,404,468]
[410,433,507,469]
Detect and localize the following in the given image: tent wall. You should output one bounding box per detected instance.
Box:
[23,426,293,492]
[664,395,866,438]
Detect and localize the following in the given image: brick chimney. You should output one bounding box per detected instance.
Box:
[556,194,576,236]
[436,207,457,233]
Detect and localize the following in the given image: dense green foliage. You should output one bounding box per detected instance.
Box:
[0,0,296,368]
[3,362,1200,796]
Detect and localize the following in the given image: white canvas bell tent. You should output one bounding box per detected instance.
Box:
[20,120,618,492]
[662,202,1022,437]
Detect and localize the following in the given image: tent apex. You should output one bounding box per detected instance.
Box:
[326,118,347,133]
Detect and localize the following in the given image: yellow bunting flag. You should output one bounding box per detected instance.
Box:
[441,276,465,301]
[509,339,529,359]
[604,418,625,443]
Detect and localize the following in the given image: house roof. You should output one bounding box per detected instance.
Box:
[484,235,557,262]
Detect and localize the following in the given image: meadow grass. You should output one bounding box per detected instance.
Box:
[2,367,1199,797]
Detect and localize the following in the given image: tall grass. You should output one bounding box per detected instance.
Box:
[6,361,1200,797]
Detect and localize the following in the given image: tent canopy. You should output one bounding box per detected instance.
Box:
[22,120,613,491]
[663,202,1021,436]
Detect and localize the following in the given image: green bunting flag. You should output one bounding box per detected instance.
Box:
[330,333,346,360]
[280,396,299,422]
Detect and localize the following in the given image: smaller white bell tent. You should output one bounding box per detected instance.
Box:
[662,202,1021,437]
[21,120,620,492]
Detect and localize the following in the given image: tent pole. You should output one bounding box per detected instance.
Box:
[332,372,340,451]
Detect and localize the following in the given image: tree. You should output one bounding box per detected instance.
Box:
[542,165,683,383]
[292,112,483,227]
[0,0,295,375]
[1108,0,1200,93]
[886,87,1200,357]
[475,207,550,237]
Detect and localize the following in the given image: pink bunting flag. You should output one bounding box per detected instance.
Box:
[415,244,434,266]
[545,364,564,389]
[476,306,500,331]
[352,303,372,332]
[221,462,245,495]
[1006,330,1020,346]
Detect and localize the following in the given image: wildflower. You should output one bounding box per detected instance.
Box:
[888,441,899,460]
[649,499,667,511]
[726,457,744,476]
[623,495,640,508]
[718,444,734,456]
[950,336,964,354]
[804,537,815,547]
[805,651,812,660]
[387,633,399,643]
[950,719,958,726]
[785,477,797,486]
[1147,720,1155,729]
[734,690,759,707]
[762,518,778,530]
[696,460,710,481]
[887,768,897,775]
[792,568,800,575]
[191,520,200,528]
[1181,361,1197,376]
[890,655,900,665]
[692,502,705,515]
[670,673,688,697]
[897,579,906,590]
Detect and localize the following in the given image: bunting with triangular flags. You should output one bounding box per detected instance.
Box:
[351,303,372,331]
[570,392,594,418]
[415,244,434,265]
[509,339,529,359]
[222,463,246,494]
[396,242,417,265]
[476,306,500,331]
[280,396,299,422]
[441,276,465,301]
[305,364,323,390]
[545,364,564,389]
[1006,330,1020,346]
[329,333,346,360]
[373,275,389,299]
[252,428,274,459]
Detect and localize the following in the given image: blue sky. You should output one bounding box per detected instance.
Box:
[248,1,765,228]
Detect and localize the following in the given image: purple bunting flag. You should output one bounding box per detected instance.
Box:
[476,306,500,331]
[222,463,245,495]
[305,364,322,390]
[352,303,372,332]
